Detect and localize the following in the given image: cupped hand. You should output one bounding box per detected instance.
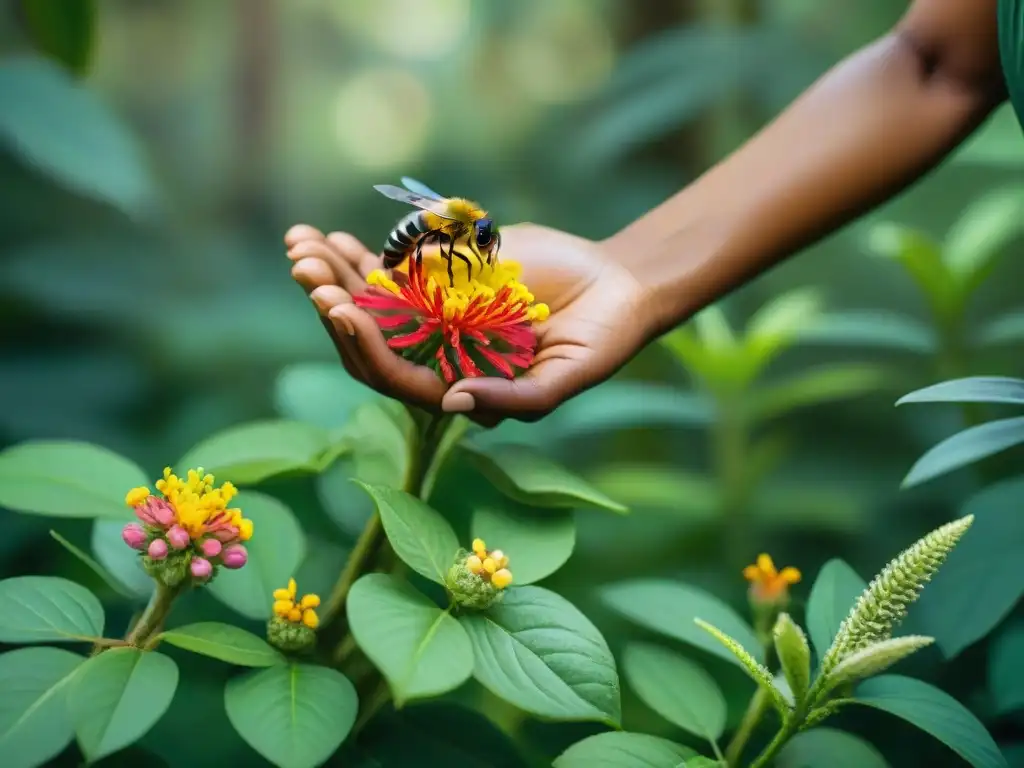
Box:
[285,222,654,426]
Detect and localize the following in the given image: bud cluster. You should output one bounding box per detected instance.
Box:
[445,538,513,611]
[267,578,320,653]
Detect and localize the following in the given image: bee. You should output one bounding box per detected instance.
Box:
[374,177,501,286]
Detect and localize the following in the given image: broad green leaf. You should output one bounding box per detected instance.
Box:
[224,663,358,768]
[0,56,157,216]
[583,466,718,522]
[745,364,889,422]
[348,573,471,705]
[462,443,628,514]
[471,506,575,585]
[91,519,154,598]
[898,376,1024,406]
[916,479,1024,658]
[354,482,458,585]
[68,648,179,763]
[865,223,954,316]
[460,585,620,725]
[601,579,761,666]
[208,492,306,620]
[553,731,697,767]
[177,420,332,485]
[49,528,137,599]
[989,622,1024,715]
[0,576,104,643]
[158,623,283,668]
[273,362,381,429]
[623,642,726,742]
[0,440,147,520]
[806,559,868,662]
[0,646,85,768]
[974,311,1024,347]
[794,310,938,354]
[901,416,1024,488]
[542,382,715,436]
[355,702,529,767]
[855,675,1007,768]
[777,727,890,768]
[944,186,1024,288]
[20,0,96,75]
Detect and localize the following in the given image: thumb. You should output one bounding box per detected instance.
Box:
[441,357,583,422]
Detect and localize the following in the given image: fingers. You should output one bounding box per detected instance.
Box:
[327,231,382,279]
[328,304,447,409]
[441,357,585,423]
[284,224,325,248]
[288,239,365,294]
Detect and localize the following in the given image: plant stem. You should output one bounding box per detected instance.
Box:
[126,582,184,647]
[714,398,750,569]
[351,678,391,737]
[748,717,798,768]
[323,512,384,624]
[724,686,769,766]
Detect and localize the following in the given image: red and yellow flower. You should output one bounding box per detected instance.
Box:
[354,249,549,383]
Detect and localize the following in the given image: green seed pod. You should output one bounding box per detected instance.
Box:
[445,548,505,611]
[267,616,316,653]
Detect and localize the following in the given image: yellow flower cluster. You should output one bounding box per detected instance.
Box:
[466,538,513,589]
[743,553,801,601]
[272,578,320,629]
[128,467,253,541]
[368,248,550,323]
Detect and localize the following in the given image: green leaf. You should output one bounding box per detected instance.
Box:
[901,416,1024,488]
[916,479,1024,658]
[695,619,788,713]
[460,585,620,725]
[461,443,628,514]
[49,528,137,599]
[207,492,306,620]
[68,648,179,763]
[540,382,715,435]
[745,364,889,422]
[553,731,697,767]
[0,440,147,520]
[0,576,104,643]
[622,642,726,742]
[773,613,811,707]
[91,520,154,598]
[348,573,472,705]
[355,702,529,767]
[944,186,1024,289]
[0,646,85,768]
[898,376,1024,406]
[177,419,333,485]
[224,663,358,768]
[0,56,157,217]
[694,305,737,350]
[471,506,575,585]
[973,311,1024,347]
[820,636,934,698]
[865,223,954,316]
[743,287,823,372]
[795,310,938,354]
[354,482,458,585]
[158,622,283,668]
[989,622,1024,715]
[273,363,381,430]
[583,466,719,521]
[855,675,1006,768]
[20,0,96,75]
[777,727,891,768]
[806,559,868,663]
[601,579,761,666]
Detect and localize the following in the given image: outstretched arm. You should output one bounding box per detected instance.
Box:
[613,0,1005,338]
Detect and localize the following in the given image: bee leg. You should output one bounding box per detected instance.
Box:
[448,237,475,287]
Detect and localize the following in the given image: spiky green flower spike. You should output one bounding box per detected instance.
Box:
[820,515,973,676]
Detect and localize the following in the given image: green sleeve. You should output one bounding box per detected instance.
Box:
[999,0,1024,132]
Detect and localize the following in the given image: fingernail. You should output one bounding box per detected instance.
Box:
[329,306,356,336]
[444,392,475,413]
[310,288,332,313]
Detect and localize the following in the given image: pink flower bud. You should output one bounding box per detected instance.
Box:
[190,557,213,581]
[167,525,190,550]
[121,523,147,550]
[136,497,176,528]
[221,544,247,569]
[214,526,239,542]
[148,538,168,560]
[200,538,222,557]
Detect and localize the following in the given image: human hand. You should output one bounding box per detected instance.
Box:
[285,222,655,426]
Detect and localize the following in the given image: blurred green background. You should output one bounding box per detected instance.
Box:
[3,0,1024,766]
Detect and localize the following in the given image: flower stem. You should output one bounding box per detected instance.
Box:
[126,582,184,647]
[322,512,383,624]
[748,717,799,768]
[724,686,769,766]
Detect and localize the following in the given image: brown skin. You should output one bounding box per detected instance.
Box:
[288,0,1006,427]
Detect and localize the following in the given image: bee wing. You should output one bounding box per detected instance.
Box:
[373,184,454,219]
[400,177,446,201]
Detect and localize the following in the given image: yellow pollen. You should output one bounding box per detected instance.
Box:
[271,578,320,629]
[492,569,513,589]
[463,540,513,588]
[125,487,150,507]
[483,557,497,574]
[150,467,253,541]
[302,609,319,629]
[466,554,484,574]
[472,538,487,557]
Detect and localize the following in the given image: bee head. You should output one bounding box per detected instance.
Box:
[474,218,496,250]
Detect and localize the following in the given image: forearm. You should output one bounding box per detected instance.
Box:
[610,27,1005,337]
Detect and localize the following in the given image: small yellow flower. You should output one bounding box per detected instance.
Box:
[744,553,801,602]
[271,578,320,629]
[125,486,150,507]
[464,539,512,590]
